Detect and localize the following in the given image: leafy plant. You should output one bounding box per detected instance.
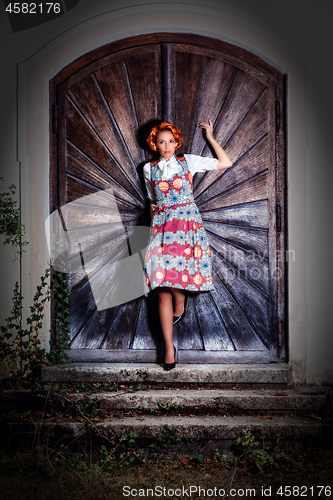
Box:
[158,401,184,411]
[0,270,50,379]
[0,178,28,257]
[48,240,71,364]
[63,452,89,472]
[123,433,138,446]
[0,181,71,382]
[236,430,274,471]
[119,435,146,468]
[149,425,181,449]
[212,449,225,463]
[192,453,205,463]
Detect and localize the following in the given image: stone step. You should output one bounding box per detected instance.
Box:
[2,415,332,458]
[41,362,291,386]
[61,387,331,413]
[2,387,330,414]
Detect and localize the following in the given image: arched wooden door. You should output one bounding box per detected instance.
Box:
[49,34,286,364]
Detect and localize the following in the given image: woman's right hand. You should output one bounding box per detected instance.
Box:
[199,118,214,141]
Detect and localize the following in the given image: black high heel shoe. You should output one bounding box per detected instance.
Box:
[173,295,187,325]
[164,346,176,371]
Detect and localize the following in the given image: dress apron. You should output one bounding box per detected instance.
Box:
[143,156,214,294]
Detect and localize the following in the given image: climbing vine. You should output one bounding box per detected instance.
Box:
[0,177,28,257]
[0,270,50,379]
[48,239,71,364]
[0,179,71,381]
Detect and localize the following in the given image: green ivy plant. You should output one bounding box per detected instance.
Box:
[236,430,274,471]
[0,270,50,380]
[0,180,71,383]
[48,239,71,364]
[0,178,28,258]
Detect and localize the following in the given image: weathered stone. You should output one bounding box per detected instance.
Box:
[2,386,330,414]
[41,362,291,385]
[63,387,330,412]
[2,415,332,458]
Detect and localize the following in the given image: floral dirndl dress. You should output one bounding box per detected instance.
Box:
[144,155,214,294]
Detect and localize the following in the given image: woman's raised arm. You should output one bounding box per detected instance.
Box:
[199,119,233,170]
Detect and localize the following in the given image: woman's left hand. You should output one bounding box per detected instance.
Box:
[199,118,214,140]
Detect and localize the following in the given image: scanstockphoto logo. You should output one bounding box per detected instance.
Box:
[45,187,150,311]
[4,0,80,32]
[210,235,294,284]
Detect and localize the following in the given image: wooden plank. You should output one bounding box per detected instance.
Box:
[64,193,142,225]
[168,46,206,151]
[190,59,239,154]
[68,278,128,350]
[70,307,104,349]
[201,70,266,159]
[213,259,271,344]
[210,276,268,350]
[66,176,107,205]
[73,306,121,349]
[74,248,144,310]
[64,205,134,230]
[202,201,269,229]
[209,238,270,296]
[65,98,143,204]
[68,305,120,350]
[63,224,130,280]
[67,143,144,208]
[67,75,139,182]
[125,45,162,130]
[194,135,268,200]
[132,298,157,350]
[60,223,147,309]
[66,348,271,364]
[225,91,268,162]
[65,221,129,258]
[66,231,130,296]
[266,81,281,362]
[101,300,141,349]
[67,271,89,297]
[65,176,144,215]
[68,278,97,342]
[176,294,204,350]
[194,293,235,351]
[94,59,147,167]
[66,349,159,363]
[52,33,282,90]
[178,350,270,364]
[274,77,287,362]
[167,40,274,83]
[206,221,269,258]
[197,171,268,212]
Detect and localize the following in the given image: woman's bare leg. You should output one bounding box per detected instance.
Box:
[158,288,174,363]
[171,288,185,317]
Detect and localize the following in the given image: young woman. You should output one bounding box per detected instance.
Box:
[143,120,232,369]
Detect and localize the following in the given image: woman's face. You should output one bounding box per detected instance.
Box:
[156,130,177,160]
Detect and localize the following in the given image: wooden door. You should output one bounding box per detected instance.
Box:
[49,34,286,364]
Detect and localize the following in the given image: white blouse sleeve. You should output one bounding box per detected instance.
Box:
[184,154,218,176]
[143,163,156,201]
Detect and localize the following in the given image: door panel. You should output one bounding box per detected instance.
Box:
[50,34,286,363]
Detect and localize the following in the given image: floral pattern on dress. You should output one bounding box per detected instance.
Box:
[144,156,214,293]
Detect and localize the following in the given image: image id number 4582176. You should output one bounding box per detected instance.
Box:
[5,2,61,14]
[275,486,331,497]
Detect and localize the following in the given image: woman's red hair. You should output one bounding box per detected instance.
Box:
[147,122,182,152]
